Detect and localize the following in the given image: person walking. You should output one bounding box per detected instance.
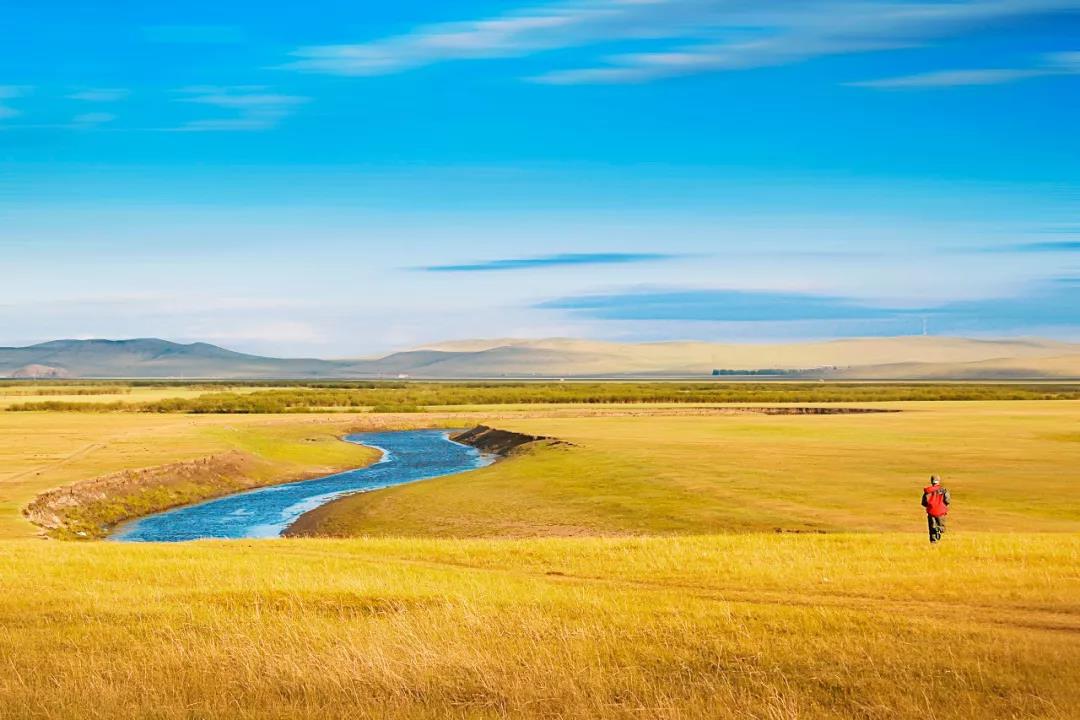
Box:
[921,475,951,544]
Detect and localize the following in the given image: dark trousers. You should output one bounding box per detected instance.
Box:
[927,515,946,543]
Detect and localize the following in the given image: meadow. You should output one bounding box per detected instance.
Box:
[292,401,1080,537]
[2,533,1077,720]
[0,389,1078,718]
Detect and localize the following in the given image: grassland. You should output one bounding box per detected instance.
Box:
[1,391,1078,719]
[1,533,1077,719]
[291,401,1080,537]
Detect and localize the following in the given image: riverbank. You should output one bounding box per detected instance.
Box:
[450,424,565,455]
[284,425,556,538]
[25,425,383,539]
[275,402,1080,538]
[12,413,544,540]
[11,407,897,540]
[112,430,491,542]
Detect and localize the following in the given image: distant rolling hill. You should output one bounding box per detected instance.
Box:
[2,337,1079,380]
[410,337,1080,378]
[0,339,339,379]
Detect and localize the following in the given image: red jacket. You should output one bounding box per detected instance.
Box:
[923,485,950,517]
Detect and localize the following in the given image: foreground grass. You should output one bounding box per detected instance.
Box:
[0,533,1076,720]
[2,401,1078,718]
[294,401,1080,537]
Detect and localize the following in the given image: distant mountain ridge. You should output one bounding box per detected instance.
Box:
[0,339,338,379]
[2,337,1079,380]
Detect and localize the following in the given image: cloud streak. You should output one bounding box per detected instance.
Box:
[68,88,130,102]
[283,0,1080,84]
[421,252,683,272]
[540,280,1080,331]
[995,241,1080,253]
[541,288,905,321]
[854,50,1080,88]
[171,86,309,132]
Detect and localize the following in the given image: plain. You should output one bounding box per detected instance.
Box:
[1,392,1077,719]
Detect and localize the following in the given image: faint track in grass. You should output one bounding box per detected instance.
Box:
[3,443,105,483]
[2,418,200,485]
[266,544,1080,636]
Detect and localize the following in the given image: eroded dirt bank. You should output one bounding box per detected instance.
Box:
[24,450,367,540]
[284,424,562,538]
[450,425,569,456]
[26,407,896,540]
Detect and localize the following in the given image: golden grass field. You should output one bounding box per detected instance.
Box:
[1,396,1078,719]
[2,534,1078,720]
[293,401,1080,537]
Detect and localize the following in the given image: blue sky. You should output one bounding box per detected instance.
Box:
[2,0,1079,356]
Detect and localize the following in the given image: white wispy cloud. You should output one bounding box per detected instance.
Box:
[854,50,1080,88]
[284,3,636,75]
[533,1,1080,84]
[171,86,309,132]
[281,0,1080,84]
[68,88,130,102]
[852,68,1048,88]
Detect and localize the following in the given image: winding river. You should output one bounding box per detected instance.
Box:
[110,429,492,542]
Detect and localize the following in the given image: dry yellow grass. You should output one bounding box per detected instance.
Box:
[295,401,1080,538]
[1,399,1078,718]
[0,533,1076,719]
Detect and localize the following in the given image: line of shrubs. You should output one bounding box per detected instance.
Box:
[6,382,1080,413]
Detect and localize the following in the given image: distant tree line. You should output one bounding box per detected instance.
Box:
[1,386,132,396]
[711,369,802,376]
[7,382,1080,413]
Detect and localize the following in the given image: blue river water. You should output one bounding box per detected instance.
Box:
[110,429,492,542]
